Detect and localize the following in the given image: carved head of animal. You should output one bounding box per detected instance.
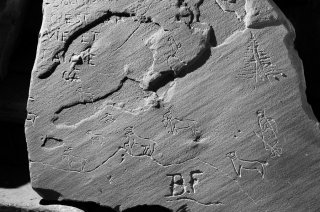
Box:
[257,109,265,118]
[226,151,237,159]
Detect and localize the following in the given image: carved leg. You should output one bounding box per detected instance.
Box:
[145,142,155,156]
[238,165,243,178]
[258,164,264,178]
[169,122,175,134]
[123,137,132,155]
[264,142,272,151]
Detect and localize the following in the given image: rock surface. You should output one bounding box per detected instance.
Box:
[26,0,320,211]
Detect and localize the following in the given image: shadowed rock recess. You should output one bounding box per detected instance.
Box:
[26,0,320,211]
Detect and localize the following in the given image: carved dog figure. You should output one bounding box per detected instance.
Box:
[162,109,198,136]
[123,126,155,156]
[226,151,268,179]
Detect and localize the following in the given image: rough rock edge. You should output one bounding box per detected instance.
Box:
[244,0,318,124]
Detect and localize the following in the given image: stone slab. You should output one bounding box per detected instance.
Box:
[26,0,320,211]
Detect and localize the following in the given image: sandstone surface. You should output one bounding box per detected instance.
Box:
[26,0,320,211]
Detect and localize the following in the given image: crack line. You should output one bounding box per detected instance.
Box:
[166,197,223,206]
[113,24,141,53]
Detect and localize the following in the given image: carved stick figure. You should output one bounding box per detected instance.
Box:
[226,151,267,179]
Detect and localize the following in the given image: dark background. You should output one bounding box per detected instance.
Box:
[0,0,319,211]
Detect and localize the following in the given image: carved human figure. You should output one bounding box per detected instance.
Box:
[254,110,283,157]
[226,151,267,179]
[123,126,155,156]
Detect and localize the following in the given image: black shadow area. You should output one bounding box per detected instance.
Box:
[0,122,30,188]
[0,0,42,188]
[273,0,320,120]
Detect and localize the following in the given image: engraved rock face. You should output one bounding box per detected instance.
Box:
[26,0,320,211]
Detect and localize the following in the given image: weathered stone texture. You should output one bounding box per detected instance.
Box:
[26,0,320,211]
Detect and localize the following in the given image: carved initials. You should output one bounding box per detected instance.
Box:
[166,170,203,197]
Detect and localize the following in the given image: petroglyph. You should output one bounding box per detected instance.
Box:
[162,106,200,137]
[123,126,156,157]
[37,11,135,79]
[237,32,287,86]
[174,0,204,27]
[62,47,95,82]
[226,151,268,179]
[254,109,283,158]
[26,0,318,211]
[141,22,212,91]
[215,0,246,21]
[62,147,88,172]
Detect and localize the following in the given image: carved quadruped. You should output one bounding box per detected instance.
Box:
[226,151,268,179]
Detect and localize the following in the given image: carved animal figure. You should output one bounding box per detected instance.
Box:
[162,109,198,136]
[62,153,87,172]
[123,127,155,156]
[175,0,204,26]
[226,151,267,179]
[254,109,283,157]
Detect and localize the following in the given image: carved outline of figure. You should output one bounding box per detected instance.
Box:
[254,109,283,158]
[62,149,87,172]
[162,107,199,136]
[63,48,94,82]
[237,32,287,85]
[226,151,267,179]
[123,126,155,156]
[249,33,285,83]
[175,0,204,27]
